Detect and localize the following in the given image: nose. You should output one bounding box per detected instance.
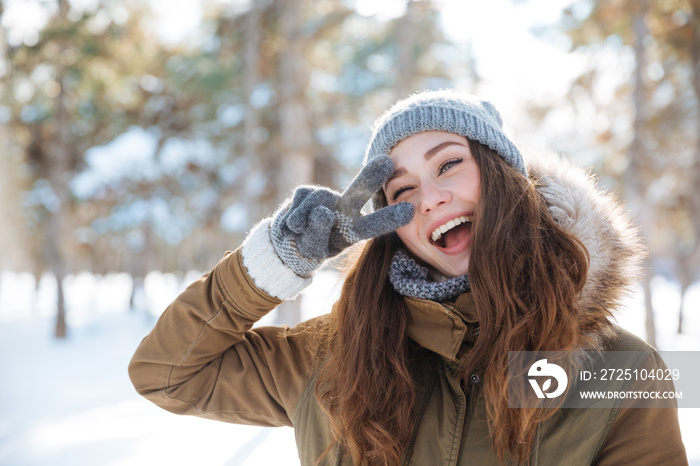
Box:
[418,182,451,214]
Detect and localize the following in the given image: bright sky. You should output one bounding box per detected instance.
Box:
[439,0,584,92]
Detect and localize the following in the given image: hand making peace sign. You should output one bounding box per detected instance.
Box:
[271,155,414,277]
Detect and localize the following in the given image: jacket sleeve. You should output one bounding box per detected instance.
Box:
[128,221,322,427]
[594,351,688,465]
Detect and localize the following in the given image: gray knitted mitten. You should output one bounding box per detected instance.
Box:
[271,155,414,277]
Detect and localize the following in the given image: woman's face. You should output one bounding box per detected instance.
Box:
[383,131,481,278]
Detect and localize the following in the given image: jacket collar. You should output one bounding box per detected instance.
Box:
[405,292,478,361]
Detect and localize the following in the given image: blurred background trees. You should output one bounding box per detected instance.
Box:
[543,0,700,343]
[0,0,698,340]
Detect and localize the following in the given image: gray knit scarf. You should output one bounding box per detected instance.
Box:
[389,250,470,302]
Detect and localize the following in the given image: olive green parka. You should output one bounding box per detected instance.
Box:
[129,151,687,465]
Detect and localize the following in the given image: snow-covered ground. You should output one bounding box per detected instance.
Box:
[0,269,698,465]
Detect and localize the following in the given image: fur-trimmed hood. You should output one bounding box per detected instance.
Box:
[528,150,646,351]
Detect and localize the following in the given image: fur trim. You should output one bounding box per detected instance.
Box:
[528,150,646,351]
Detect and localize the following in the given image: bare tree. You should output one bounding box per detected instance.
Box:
[394,0,420,99]
[625,2,656,347]
[276,0,315,325]
[243,0,263,217]
[677,0,700,333]
[42,0,75,338]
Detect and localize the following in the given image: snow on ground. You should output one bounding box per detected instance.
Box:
[0,269,698,465]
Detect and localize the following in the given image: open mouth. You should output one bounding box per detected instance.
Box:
[429,215,473,249]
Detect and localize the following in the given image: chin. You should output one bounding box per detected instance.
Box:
[443,267,470,279]
[434,258,470,279]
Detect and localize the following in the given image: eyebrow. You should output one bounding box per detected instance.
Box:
[385,140,468,185]
[425,141,467,160]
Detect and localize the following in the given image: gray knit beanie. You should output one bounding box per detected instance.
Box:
[364,90,526,208]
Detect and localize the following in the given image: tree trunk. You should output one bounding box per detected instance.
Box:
[278,0,314,194]
[243,0,264,221]
[276,0,314,326]
[48,0,74,338]
[46,205,68,338]
[129,223,153,312]
[55,272,67,338]
[0,5,31,308]
[395,0,419,99]
[626,3,656,347]
[677,256,691,334]
[0,127,28,272]
[130,276,144,311]
[244,0,261,154]
[641,275,655,347]
[683,0,700,334]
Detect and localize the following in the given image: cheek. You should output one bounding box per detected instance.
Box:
[395,221,423,252]
[467,169,481,200]
[467,184,480,203]
[450,173,480,204]
[395,223,412,244]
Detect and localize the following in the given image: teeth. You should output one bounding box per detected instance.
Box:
[431,215,472,242]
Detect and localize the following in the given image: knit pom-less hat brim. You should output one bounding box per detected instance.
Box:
[363,91,527,210]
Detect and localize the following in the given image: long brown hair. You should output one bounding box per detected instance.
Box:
[467,141,589,462]
[315,233,412,465]
[315,140,589,465]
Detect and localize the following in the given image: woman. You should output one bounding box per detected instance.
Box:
[129,90,687,465]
